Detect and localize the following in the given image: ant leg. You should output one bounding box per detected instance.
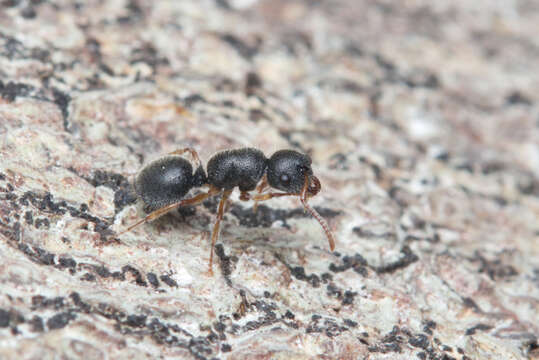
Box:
[208,188,233,275]
[251,191,296,201]
[118,186,220,236]
[252,175,269,212]
[299,174,336,251]
[239,175,268,204]
[168,148,203,168]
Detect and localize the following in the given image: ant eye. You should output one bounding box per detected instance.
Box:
[280,174,290,184]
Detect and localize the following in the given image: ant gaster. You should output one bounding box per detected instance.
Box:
[119,147,336,274]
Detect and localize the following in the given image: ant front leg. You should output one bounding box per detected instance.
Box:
[168,148,203,168]
[208,189,233,275]
[251,191,296,202]
[118,186,220,236]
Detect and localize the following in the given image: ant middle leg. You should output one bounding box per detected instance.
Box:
[208,189,233,275]
[251,174,269,212]
[118,186,221,236]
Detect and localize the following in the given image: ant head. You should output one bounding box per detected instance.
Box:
[267,150,319,195]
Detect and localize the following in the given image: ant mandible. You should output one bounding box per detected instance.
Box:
[118,147,336,274]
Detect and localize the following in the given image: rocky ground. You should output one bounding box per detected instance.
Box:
[0,0,538,359]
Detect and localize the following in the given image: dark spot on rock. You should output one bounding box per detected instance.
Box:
[290,266,320,287]
[374,53,395,72]
[422,319,436,335]
[51,87,71,122]
[0,309,10,327]
[81,168,116,190]
[245,72,262,95]
[0,81,34,101]
[462,297,480,312]
[94,265,111,278]
[24,211,33,225]
[505,91,532,106]
[85,170,136,213]
[409,334,429,349]
[318,78,363,93]
[342,290,358,305]
[329,153,349,170]
[146,272,159,288]
[376,246,418,273]
[20,6,36,18]
[129,43,169,70]
[417,352,427,360]
[229,203,289,228]
[111,271,124,280]
[221,343,232,352]
[188,336,213,357]
[327,283,342,299]
[321,272,333,283]
[323,318,347,337]
[220,34,258,59]
[2,0,20,8]
[80,273,96,281]
[47,312,76,330]
[403,71,439,89]
[474,252,518,280]
[125,314,147,328]
[344,319,358,327]
[70,292,91,313]
[117,0,143,23]
[329,253,368,275]
[34,246,55,265]
[18,191,113,242]
[248,108,269,122]
[284,310,295,319]
[214,244,234,286]
[183,94,206,107]
[466,323,492,335]
[159,274,178,288]
[32,295,64,310]
[122,265,147,286]
[29,315,44,332]
[58,257,76,269]
[34,217,50,229]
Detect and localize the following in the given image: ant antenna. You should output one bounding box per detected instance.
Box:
[300,174,336,251]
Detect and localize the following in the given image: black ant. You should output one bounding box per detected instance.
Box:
[119,147,336,274]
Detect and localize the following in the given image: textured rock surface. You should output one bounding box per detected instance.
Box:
[1,0,538,359]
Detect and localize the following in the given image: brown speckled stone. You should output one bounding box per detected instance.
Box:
[0,1,538,359]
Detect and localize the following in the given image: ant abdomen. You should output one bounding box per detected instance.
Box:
[134,156,204,212]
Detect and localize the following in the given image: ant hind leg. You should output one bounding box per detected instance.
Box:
[168,148,203,168]
[118,186,220,236]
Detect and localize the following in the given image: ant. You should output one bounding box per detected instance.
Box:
[119,147,336,274]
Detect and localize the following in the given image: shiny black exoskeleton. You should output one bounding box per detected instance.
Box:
[206,148,267,191]
[135,156,206,212]
[266,149,313,193]
[121,147,336,275]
